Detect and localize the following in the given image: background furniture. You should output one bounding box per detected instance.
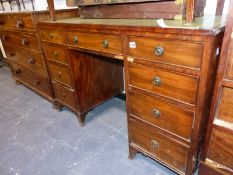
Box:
[0,9,78,103]
[0,0,35,11]
[199,0,233,174]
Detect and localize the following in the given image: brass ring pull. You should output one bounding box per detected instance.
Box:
[34,79,40,86]
[48,33,53,39]
[154,46,164,56]
[153,109,161,118]
[62,92,66,97]
[16,20,23,29]
[151,140,160,149]
[73,36,78,44]
[2,35,8,41]
[152,76,161,86]
[58,72,62,77]
[15,69,21,75]
[9,52,16,57]
[28,58,34,64]
[21,38,28,46]
[53,51,58,57]
[102,40,109,48]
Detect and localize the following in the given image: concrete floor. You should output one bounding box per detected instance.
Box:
[0,66,176,175]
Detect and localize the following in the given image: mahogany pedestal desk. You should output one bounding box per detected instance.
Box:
[38,16,225,174]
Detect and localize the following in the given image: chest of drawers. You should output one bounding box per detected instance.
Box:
[0,9,78,101]
[199,1,233,175]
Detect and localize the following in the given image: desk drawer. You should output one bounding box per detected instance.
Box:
[44,43,69,65]
[129,118,189,173]
[1,31,39,52]
[128,63,198,105]
[128,36,203,69]
[41,30,65,44]
[67,32,122,54]
[217,87,233,124]
[47,63,72,87]
[9,14,34,31]
[52,81,76,109]
[10,63,51,97]
[129,92,194,140]
[207,128,233,170]
[4,45,46,74]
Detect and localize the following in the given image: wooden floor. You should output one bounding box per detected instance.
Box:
[0,66,176,175]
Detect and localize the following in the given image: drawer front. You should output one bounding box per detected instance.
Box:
[52,81,76,109]
[207,128,233,170]
[128,36,203,69]
[47,63,72,87]
[10,63,51,97]
[129,92,194,140]
[40,30,65,44]
[128,63,198,105]
[4,45,46,74]
[10,14,34,30]
[44,43,69,65]
[217,87,233,124]
[1,31,39,52]
[129,119,189,173]
[67,32,122,54]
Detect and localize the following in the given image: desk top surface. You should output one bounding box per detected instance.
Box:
[39,15,226,36]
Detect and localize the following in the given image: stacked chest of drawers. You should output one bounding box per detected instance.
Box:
[199,1,233,174]
[0,10,78,101]
[125,31,223,174]
[0,12,52,100]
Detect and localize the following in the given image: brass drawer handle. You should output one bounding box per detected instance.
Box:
[9,52,16,57]
[2,35,8,41]
[28,58,34,64]
[48,33,53,39]
[152,76,161,86]
[21,38,28,46]
[62,92,66,97]
[152,109,161,118]
[151,140,160,149]
[15,69,21,75]
[16,20,23,29]
[154,46,164,56]
[102,40,109,48]
[73,36,78,44]
[58,71,62,77]
[53,51,58,57]
[34,79,40,85]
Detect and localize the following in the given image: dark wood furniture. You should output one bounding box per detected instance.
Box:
[57,0,206,23]
[0,9,78,102]
[199,1,233,175]
[37,16,225,174]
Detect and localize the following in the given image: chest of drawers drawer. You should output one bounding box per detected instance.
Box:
[9,14,34,31]
[207,128,233,170]
[128,63,199,105]
[47,63,73,87]
[40,30,66,44]
[129,118,189,173]
[4,45,46,74]
[129,91,194,141]
[1,31,39,52]
[217,87,233,124]
[52,81,76,110]
[10,63,51,97]
[127,36,203,69]
[67,32,122,55]
[44,43,69,65]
